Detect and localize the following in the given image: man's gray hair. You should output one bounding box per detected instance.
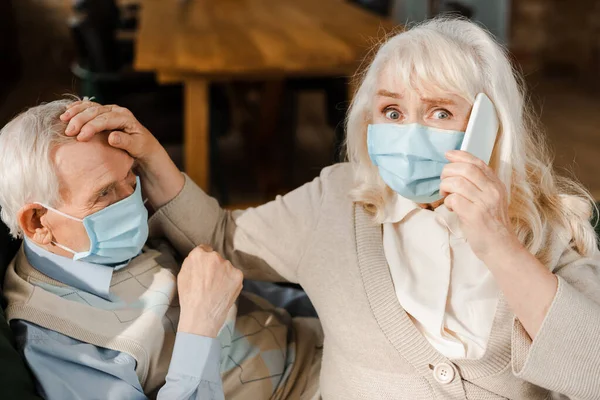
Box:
[0,100,76,238]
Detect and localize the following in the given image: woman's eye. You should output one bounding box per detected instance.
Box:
[385,109,401,120]
[433,110,451,119]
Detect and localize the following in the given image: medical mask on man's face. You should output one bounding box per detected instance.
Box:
[36,177,149,265]
[367,123,465,203]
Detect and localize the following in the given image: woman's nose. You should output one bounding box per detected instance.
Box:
[404,115,420,124]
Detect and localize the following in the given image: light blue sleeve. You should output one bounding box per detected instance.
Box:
[158,332,224,400]
[12,321,224,400]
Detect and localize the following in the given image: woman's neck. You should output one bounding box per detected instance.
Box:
[418,198,445,210]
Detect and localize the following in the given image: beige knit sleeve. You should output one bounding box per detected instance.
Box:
[148,172,325,283]
[511,247,600,400]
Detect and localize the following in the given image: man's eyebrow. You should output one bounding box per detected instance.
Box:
[376,90,403,99]
[87,164,135,205]
[89,181,117,204]
[421,97,456,106]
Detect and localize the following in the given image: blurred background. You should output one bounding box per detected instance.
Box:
[1,0,599,208]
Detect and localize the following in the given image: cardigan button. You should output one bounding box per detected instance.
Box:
[433,362,455,384]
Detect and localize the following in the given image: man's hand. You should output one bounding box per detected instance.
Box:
[60,100,185,208]
[177,245,243,338]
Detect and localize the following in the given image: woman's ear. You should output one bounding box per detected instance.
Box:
[18,204,53,245]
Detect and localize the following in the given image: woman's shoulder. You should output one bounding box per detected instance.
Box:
[319,163,355,188]
[316,163,357,201]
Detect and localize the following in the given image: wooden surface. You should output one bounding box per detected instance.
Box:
[184,80,210,190]
[135,0,396,78]
[136,0,396,189]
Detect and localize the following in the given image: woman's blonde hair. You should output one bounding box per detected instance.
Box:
[346,18,597,265]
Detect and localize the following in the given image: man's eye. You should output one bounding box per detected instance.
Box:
[433,109,451,119]
[99,190,109,198]
[385,109,401,120]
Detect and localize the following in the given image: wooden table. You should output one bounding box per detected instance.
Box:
[135,0,396,190]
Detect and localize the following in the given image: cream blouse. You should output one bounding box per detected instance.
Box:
[382,194,500,359]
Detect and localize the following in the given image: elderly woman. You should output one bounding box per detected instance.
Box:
[63,19,600,399]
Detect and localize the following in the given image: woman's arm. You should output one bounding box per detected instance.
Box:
[61,102,323,283]
[441,150,600,399]
[440,150,557,338]
[477,236,558,339]
[147,172,325,283]
[509,247,600,400]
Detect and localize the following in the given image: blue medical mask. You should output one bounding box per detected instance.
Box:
[36,177,149,265]
[367,123,465,203]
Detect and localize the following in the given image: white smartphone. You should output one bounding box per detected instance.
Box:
[460,93,499,165]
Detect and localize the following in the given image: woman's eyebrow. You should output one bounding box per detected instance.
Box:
[376,90,402,99]
[421,97,456,105]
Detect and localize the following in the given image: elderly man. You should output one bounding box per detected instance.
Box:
[0,100,323,400]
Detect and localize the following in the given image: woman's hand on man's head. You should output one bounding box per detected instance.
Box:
[60,100,161,163]
[61,100,185,209]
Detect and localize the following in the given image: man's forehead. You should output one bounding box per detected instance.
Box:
[52,134,132,194]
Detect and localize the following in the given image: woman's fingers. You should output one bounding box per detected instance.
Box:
[108,131,149,159]
[61,100,161,164]
[443,150,505,209]
[76,112,137,141]
[61,100,102,122]
[445,150,498,181]
[439,176,482,204]
[441,162,498,200]
[64,105,116,138]
[443,192,472,213]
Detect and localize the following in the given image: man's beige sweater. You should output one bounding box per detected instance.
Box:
[149,163,600,400]
[3,241,323,399]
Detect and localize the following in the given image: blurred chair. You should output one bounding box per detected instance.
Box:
[0,211,39,400]
[0,0,20,102]
[429,0,474,19]
[72,0,139,32]
[350,0,393,17]
[0,213,20,308]
[272,0,393,193]
[68,0,155,104]
[68,1,232,202]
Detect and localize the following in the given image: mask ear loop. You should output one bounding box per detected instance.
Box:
[51,241,78,255]
[33,202,83,254]
[33,202,84,222]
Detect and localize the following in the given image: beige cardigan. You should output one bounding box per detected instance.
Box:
[148,163,600,400]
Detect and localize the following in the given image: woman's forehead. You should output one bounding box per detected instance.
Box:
[375,57,477,104]
[375,75,467,104]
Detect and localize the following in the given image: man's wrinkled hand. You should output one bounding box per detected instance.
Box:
[177,245,243,338]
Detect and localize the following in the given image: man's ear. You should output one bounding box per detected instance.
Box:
[18,204,53,246]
